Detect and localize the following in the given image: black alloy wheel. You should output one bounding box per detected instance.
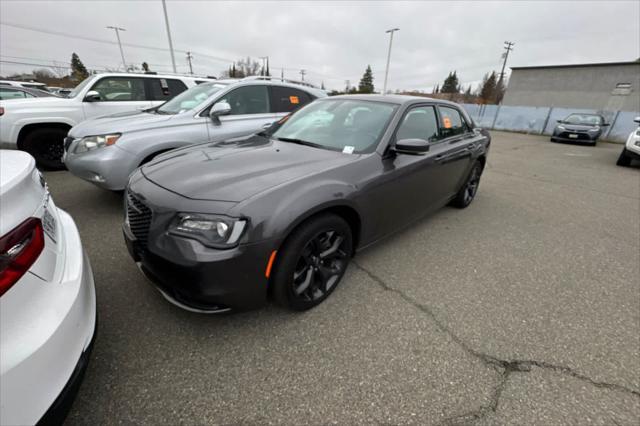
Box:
[22,128,67,170]
[451,161,483,208]
[272,214,353,311]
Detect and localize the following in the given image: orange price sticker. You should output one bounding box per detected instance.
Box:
[289,96,299,104]
[443,117,452,128]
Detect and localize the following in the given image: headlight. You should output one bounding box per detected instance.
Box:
[169,214,247,248]
[557,125,565,130]
[635,129,640,137]
[73,133,121,153]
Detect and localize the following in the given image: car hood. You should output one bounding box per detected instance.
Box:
[69,110,174,137]
[141,135,359,202]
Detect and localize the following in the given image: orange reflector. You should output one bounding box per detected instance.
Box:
[265,250,277,278]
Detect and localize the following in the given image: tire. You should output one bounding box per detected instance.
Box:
[272,214,353,311]
[550,137,556,142]
[21,127,68,170]
[451,161,484,209]
[616,149,632,167]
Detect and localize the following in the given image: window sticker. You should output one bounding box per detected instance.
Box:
[342,145,355,154]
[443,117,452,128]
[289,96,299,104]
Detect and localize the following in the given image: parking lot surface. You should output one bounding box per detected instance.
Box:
[45,131,639,425]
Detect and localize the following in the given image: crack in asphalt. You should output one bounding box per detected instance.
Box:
[350,261,640,424]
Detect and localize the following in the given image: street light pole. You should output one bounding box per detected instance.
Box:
[106,26,127,71]
[382,28,399,95]
[186,51,194,74]
[161,0,177,73]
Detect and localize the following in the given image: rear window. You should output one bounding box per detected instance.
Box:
[147,78,188,101]
[271,86,313,113]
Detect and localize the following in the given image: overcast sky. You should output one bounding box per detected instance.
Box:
[1,0,638,91]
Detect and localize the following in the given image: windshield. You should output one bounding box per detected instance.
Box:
[564,114,602,126]
[157,82,227,114]
[272,99,398,153]
[67,77,92,98]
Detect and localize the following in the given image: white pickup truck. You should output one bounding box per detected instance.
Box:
[0,72,214,169]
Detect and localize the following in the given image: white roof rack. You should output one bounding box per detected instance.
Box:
[240,75,318,89]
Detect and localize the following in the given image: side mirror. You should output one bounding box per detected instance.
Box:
[634,117,640,124]
[393,138,430,155]
[601,123,610,127]
[209,102,231,119]
[556,120,564,124]
[83,90,101,102]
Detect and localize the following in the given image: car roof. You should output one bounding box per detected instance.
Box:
[85,73,217,81]
[325,94,461,107]
[199,78,327,97]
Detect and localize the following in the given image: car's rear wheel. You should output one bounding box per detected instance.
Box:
[272,214,353,311]
[451,160,483,208]
[21,128,67,170]
[616,148,632,166]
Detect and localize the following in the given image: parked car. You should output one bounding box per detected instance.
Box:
[0,73,215,169]
[0,86,57,100]
[123,95,490,313]
[550,113,609,145]
[0,150,96,425]
[64,77,325,191]
[0,80,50,91]
[616,116,640,167]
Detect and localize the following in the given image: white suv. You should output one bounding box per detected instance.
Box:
[616,117,640,167]
[0,150,96,425]
[0,73,214,169]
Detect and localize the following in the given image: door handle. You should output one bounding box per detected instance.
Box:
[262,122,273,129]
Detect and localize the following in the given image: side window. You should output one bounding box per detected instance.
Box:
[270,86,313,112]
[0,88,27,100]
[215,85,269,115]
[89,77,146,102]
[438,106,468,138]
[395,106,439,142]
[147,78,188,101]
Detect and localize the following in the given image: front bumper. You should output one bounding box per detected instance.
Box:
[551,130,600,143]
[122,180,274,312]
[0,209,97,426]
[64,143,138,191]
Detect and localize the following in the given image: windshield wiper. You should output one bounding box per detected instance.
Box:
[276,137,323,148]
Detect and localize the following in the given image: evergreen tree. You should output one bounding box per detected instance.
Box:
[70,53,89,82]
[479,71,498,104]
[142,62,150,72]
[433,83,440,94]
[441,71,460,93]
[463,85,473,103]
[321,81,326,90]
[358,65,374,93]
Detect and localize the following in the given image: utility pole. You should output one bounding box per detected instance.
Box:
[499,41,515,82]
[299,69,306,81]
[345,80,350,92]
[281,68,284,81]
[161,0,177,73]
[186,51,194,74]
[497,41,514,104]
[106,26,127,71]
[383,28,399,95]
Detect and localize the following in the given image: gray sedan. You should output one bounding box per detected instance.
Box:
[63,79,325,190]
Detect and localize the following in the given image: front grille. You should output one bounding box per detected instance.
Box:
[559,131,591,141]
[126,191,152,247]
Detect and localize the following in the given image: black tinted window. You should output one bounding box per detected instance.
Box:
[396,106,439,142]
[147,78,188,101]
[270,86,313,112]
[216,85,269,115]
[90,77,146,101]
[438,106,468,138]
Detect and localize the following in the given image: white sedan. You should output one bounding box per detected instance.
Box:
[0,150,96,425]
[616,117,640,167]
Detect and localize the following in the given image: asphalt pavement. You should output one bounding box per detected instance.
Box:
[43,131,639,425]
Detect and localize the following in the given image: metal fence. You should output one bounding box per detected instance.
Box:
[461,104,639,143]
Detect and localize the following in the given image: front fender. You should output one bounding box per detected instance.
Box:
[233,179,361,244]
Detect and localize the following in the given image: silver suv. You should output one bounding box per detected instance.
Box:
[64,77,326,191]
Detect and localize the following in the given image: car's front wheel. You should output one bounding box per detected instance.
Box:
[272,214,353,311]
[21,127,67,170]
[616,148,632,166]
